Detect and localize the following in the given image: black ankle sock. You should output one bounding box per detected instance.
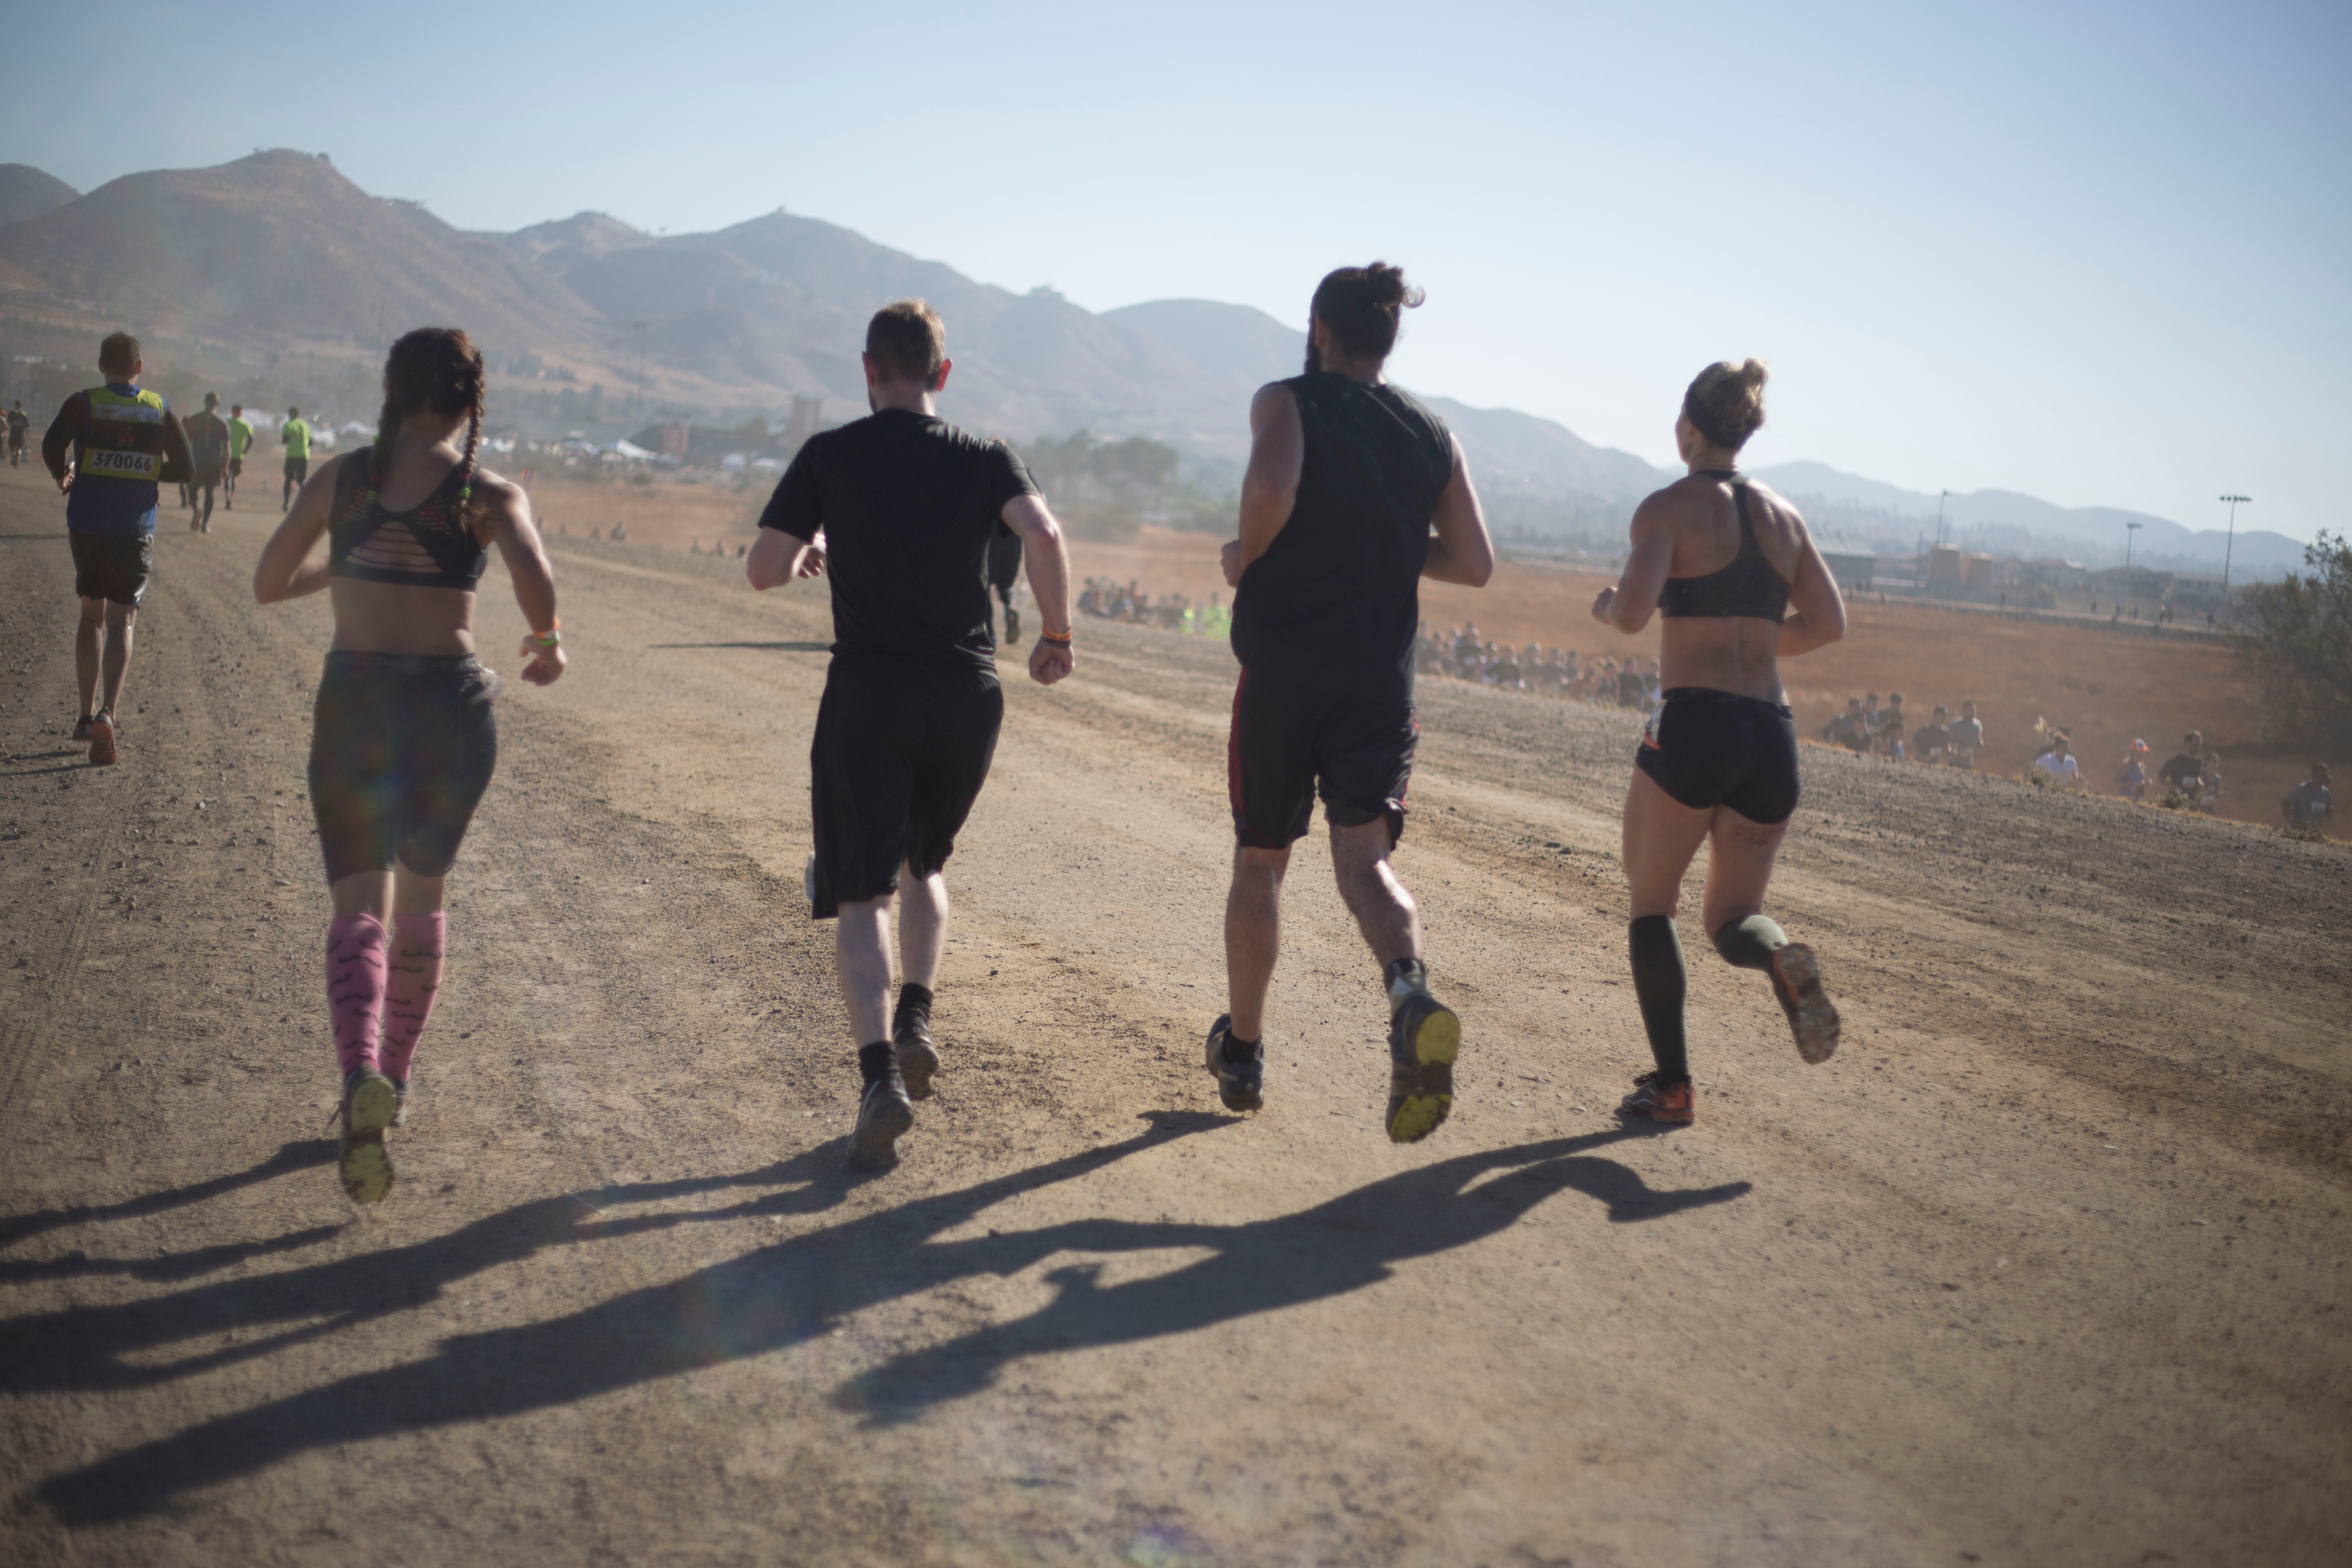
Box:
[1628,915,1690,1085]
[1383,956,1428,996]
[1222,1030,1260,1064]
[858,1041,895,1086]
[1712,915,1788,973]
[893,982,933,1036]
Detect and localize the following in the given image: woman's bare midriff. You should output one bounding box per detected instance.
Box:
[328,579,479,656]
[1656,616,1784,703]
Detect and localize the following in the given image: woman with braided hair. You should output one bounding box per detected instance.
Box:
[254,327,566,1203]
[1588,359,1847,1124]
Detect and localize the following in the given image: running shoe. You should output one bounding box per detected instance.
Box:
[1617,1071,1694,1125]
[337,1066,399,1203]
[72,714,93,744]
[1770,943,1841,1064]
[1385,988,1459,1143]
[390,1072,412,1128]
[87,711,118,768]
[895,1017,940,1101]
[1203,1013,1263,1112]
[847,1070,915,1172]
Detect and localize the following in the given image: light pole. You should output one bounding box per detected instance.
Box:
[1935,489,1953,548]
[2218,494,2251,597]
[2125,520,2143,572]
[631,320,650,425]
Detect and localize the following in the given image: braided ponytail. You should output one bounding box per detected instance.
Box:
[375,326,488,528]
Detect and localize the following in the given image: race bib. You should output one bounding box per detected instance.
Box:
[83,448,159,479]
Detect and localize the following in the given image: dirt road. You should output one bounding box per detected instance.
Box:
[2,462,2346,1566]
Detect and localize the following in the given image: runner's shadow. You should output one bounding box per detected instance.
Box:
[0,1139,336,1249]
[29,1119,1744,1523]
[0,1226,341,1286]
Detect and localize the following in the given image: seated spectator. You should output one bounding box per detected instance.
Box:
[2282,763,2334,833]
[1821,697,1867,750]
[2031,733,2081,786]
[1947,701,1984,768]
[2156,732,2205,798]
[1878,693,1908,758]
[2114,739,2149,800]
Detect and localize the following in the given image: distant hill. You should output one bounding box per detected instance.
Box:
[1752,461,2307,574]
[0,164,77,227]
[0,154,2286,564]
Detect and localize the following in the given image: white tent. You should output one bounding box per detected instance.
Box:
[612,439,655,460]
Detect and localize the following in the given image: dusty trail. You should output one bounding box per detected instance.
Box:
[0,461,2345,1567]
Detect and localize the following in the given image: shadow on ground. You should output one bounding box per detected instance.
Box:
[8,1116,1746,1523]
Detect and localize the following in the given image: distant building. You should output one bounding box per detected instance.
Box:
[1818,545,1874,592]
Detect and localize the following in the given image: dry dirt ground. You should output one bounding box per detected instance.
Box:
[1,462,2347,1567]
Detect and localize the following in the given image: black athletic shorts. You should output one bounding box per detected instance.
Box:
[229,456,243,474]
[284,457,309,484]
[1634,686,1801,826]
[69,532,154,608]
[309,653,499,883]
[808,659,1003,919]
[1228,666,1415,849]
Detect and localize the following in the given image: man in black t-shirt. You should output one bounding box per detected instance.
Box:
[6,402,28,467]
[748,300,1074,1172]
[2157,731,2206,797]
[1210,264,1494,1145]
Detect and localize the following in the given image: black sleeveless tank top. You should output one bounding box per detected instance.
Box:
[327,453,488,590]
[1657,470,1789,621]
[1230,372,1454,690]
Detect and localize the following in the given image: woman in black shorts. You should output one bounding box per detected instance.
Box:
[254,327,566,1201]
[1588,359,1846,1123]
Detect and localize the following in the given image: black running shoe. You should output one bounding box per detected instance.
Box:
[1204,1013,1263,1112]
[895,1018,940,1100]
[847,1071,915,1172]
[87,711,118,768]
[1385,989,1459,1143]
[1770,943,1841,1064]
[337,1066,399,1204]
[72,714,93,744]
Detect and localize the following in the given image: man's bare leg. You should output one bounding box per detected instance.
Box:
[836,888,914,1169]
[100,603,136,717]
[74,599,104,721]
[1330,817,1419,968]
[893,864,949,1095]
[1224,845,1290,1041]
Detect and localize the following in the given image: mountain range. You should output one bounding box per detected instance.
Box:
[0,151,2305,573]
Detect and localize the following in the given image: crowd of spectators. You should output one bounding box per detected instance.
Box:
[1077,577,1232,637]
[1415,623,1664,709]
[1817,693,1987,767]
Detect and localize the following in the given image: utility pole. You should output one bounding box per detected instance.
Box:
[2218,494,2251,597]
[631,321,650,425]
[2125,520,2143,572]
[1936,489,1952,548]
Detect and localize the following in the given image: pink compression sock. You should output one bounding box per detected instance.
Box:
[326,914,387,1079]
[379,912,445,1085]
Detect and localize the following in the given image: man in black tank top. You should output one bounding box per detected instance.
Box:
[1206,265,1495,1144]
[747,301,1076,1173]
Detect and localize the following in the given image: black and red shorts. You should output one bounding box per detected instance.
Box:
[1227,666,1415,849]
[808,659,1003,918]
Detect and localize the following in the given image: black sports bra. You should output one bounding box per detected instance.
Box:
[328,454,488,591]
[1657,470,1790,621]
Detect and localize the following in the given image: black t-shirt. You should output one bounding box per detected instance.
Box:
[759,408,1038,672]
[1913,722,1949,752]
[1231,373,1454,694]
[5,411,26,439]
[2158,753,2203,790]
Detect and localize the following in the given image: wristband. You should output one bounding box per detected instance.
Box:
[1040,628,1073,646]
[532,619,561,647]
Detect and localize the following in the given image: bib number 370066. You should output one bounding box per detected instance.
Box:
[84,448,158,479]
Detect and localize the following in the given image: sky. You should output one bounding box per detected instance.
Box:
[9,0,2348,540]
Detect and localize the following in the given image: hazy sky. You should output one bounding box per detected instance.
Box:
[12,1,2347,538]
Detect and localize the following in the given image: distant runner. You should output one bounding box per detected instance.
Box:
[1210,263,1494,1143]
[40,331,193,766]
[225,402,252,507]
[182,392,229,532]
[253,327,566,1205]
[2282,763,2332,834]
[1589,359,1846,1125]
[7,400,29,467]
[987,523,1024,645]
[281,405,311,510]
[746,300,1075,1172]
